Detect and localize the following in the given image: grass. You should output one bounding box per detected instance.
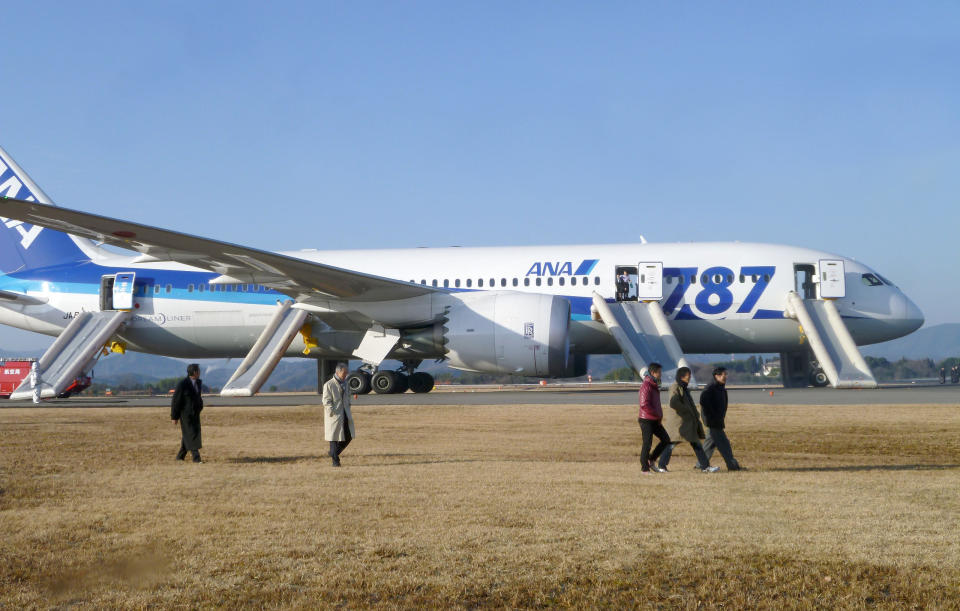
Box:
[1,398,959,609]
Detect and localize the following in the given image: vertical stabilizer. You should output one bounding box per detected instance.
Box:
[0,146,96,273]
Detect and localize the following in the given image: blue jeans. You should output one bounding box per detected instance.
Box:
[703,427,740,470]
[658,441,711,470]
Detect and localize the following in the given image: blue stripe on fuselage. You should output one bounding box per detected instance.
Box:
[0,262,290,306]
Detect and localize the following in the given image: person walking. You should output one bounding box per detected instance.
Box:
[658,367,719,473]
[638,362,670,474]
[322,362,355,467]
[171,363,204,463]
[700,366,742,471]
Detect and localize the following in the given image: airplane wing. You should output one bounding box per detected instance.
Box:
[0,196,436,302]
[0,289,48,305]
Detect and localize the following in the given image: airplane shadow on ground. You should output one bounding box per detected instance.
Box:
[768,464,960,473]
[227,455,323,464]
[226,453,484,467]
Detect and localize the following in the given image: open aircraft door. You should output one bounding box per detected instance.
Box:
[636,262,663,302]
[818,260,845,299]
[111,272,136,311]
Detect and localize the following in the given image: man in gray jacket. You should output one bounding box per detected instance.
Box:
[322,363,355,467]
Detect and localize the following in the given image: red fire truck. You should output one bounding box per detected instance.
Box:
[0,358,92,399]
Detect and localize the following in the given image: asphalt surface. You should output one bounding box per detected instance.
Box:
[5,384,958,408]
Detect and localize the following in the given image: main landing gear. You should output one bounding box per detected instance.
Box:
[344,365,434,395]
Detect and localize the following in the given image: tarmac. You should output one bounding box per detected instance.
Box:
[5,383,958,408]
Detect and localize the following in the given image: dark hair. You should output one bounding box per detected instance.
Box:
[187,363,200,376]
[648,362,662,374]
[712,366,727,377]
[676,366,691,382]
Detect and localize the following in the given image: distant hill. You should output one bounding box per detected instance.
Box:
[862,323,960,361]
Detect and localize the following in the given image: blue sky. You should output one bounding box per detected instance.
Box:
[1,2,958,350]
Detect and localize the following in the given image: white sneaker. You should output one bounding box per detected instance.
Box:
[701,466,720,473]
[651,464,668,473]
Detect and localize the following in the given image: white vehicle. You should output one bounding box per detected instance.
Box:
[0,145,923,398]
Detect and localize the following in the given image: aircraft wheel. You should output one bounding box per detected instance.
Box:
[408,372,434,393]
[345,371,371,395]
[371,370,400,394]
[394,373,409,393]
[810,369,829,387]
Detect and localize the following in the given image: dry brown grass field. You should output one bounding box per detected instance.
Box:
[2,397,960,609]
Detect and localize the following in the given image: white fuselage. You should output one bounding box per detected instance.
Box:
[0,241,924,361]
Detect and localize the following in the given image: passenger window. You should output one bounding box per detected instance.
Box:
[524,278,530,286]
[444,280,449,288]
[547,277,553,286]
[690,275,697,285]
[594,276,600,285]
[466,279,471,287]
[242,284,249,292]
[199,284,206,292]
[763,274,770,282]
[512,278,518,287]
[536,278,542,286]
[187,284,195,293]
[154,285,160,294]
[432,280,438,287]
[501,278,506,287]
[478,279,484,288]
[570,277,576,286]
[558,277,565,286]
[727,274,734,283]
[490,278,494,286]
[165,284,172,293]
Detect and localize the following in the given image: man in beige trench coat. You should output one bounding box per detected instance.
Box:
[322,363,356,467]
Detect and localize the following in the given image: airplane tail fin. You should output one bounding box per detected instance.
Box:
[0,145,96,273]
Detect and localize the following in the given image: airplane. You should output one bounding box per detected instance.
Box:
[0,144,924,399]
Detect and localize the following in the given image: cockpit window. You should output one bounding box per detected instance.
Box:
[876,274,896,287]
[861,273,883,287]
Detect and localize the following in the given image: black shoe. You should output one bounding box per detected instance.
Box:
[176,452,186,461]
[192,455,202,463]
[332,455,341,467]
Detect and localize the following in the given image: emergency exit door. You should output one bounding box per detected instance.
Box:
[636,262,663,301]
[99,272,136,311]
[818,260,845,298]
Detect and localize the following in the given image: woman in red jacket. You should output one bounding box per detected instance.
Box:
[638,362,671,474]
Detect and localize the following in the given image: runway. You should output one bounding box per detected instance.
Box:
[7,383,958,408]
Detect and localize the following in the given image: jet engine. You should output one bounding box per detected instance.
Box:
[435,292,571,377]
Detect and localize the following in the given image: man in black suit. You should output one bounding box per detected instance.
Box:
[171,363,204,463]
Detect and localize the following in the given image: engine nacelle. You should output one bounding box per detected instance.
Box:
[441,292,571,377]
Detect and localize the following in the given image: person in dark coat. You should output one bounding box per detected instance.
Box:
[700,366,741,471]
[658,367,719,473]
[171,363,204,463]
[638,362,670,474]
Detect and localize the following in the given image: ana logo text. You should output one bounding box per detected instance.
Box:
[526,259,598,277]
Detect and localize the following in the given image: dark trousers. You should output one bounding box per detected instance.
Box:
[329,424,353,458]
[176,442,200,460]
[703,427,740,470]
[658,440,711,470]
[638,418,670,471]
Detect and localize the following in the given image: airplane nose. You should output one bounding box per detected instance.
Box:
[899,294,924,334]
